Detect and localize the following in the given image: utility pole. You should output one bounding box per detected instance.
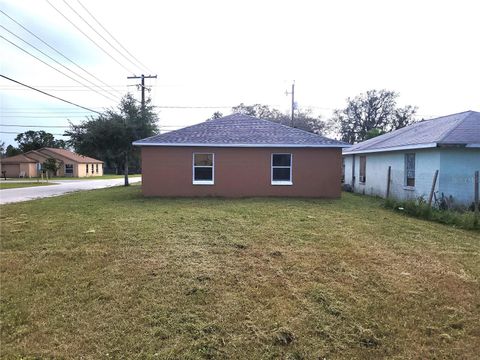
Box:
[285,81,295,127]
[124,74,157,186]
[127,74,157,109]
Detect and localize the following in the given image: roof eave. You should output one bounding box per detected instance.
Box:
[343,142,437,155]
[132,142,349,148]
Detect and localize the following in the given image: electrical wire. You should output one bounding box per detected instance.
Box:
[0,9,124,98]
[62,0,146,74]
[0,26,120,102]
[0,74,102,114]
[45,0,135,74]
[76,0,153,74]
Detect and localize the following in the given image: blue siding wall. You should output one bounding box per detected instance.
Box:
[438,148,480,205]
[344,148,480,205]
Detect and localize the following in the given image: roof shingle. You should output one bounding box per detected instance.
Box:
[344,110,480,154]
[133,113,348,148]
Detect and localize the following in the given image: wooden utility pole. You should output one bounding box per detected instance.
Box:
[285,81,295,127]
[127,74,157,109]
[125,74,157,186]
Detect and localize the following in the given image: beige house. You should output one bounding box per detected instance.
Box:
[0,147,103,178]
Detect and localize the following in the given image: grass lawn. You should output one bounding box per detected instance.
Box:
[1,187,479,359]
[0,182,56,190]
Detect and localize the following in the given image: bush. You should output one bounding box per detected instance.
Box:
[383,196,479,231]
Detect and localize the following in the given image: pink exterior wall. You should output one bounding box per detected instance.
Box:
[141,146,342,197]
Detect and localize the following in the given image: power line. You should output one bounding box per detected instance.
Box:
[76,0,153,74]
[0,9,124,98]
[0,123,182,129]
[0,130,66,136]
[62,0,146,74]
[0,74,102,114]
[1,115,92,118]
[46,0,134,74]
[0,34,119,103]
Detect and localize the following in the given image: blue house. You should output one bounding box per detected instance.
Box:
[342,110,480,206]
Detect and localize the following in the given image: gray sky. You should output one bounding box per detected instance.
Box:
[1,0,479,147]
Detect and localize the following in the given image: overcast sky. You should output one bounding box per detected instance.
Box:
[1,0,479,147]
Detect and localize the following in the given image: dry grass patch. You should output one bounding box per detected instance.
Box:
[1,187,479,359]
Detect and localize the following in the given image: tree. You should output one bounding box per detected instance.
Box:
[329,89,417,144]
[0,141,5,158]
[15,130,67,152]
[364,128,385,140]
[42,157,61,177]
[211,103,329,134]
[206,111,223,121]
[5,145,22,157]
[66,93,159,185]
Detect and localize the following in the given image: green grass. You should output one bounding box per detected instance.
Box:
[0,182,56,190]
[1,188,479,359]
[384,197,480,230]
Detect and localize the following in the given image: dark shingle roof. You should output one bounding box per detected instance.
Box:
[344,110,480,154]
[133,113,348,148]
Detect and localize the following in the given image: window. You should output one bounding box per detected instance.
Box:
[65,164,74,175]
[91,164,94,174]
[96,164,99,174]
[271,153,292,185]
[86,164,89,174]
[193,153,214,184]
[359,156,366,183]
[405,153,415,187]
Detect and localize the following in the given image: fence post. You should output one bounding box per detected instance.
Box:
[475,170,479,226]
[428,170,439,206]
[386,166,391,198]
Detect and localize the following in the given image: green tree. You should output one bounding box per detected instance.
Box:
[15,130,67,152]
[329,89,417,144]
[0,141,5,158]
[364,128,385,140]
[216,103,329,134]
[66,93,159,186]
[5,145,22,157]
[42,157,61,177]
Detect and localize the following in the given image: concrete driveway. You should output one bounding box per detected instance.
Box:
[0,177,141,205]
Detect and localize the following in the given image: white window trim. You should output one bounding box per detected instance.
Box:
[271,153,293,185]
[192,153,214,185]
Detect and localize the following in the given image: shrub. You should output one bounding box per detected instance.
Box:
[383,196,479,231]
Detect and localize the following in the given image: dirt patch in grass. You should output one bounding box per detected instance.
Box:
[1,188,479,359]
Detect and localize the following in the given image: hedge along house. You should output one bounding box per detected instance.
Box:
[0,147,104,178]
[133,113,349,197]
[343,110,480,206]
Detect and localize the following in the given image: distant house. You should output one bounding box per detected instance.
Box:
[343,110,480,206]
[0,147,103,178]
[133,113,349,197]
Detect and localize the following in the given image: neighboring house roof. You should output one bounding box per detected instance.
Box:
[343,110,480,155]
[39,148,103,163]
[133,113,349,148]
[0,148,103,164]
[0,153,37,164]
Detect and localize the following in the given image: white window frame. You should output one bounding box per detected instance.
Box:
[192,153,214,185]
[271,153,293,185]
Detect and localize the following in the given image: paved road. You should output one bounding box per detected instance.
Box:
[0,177,141,205]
